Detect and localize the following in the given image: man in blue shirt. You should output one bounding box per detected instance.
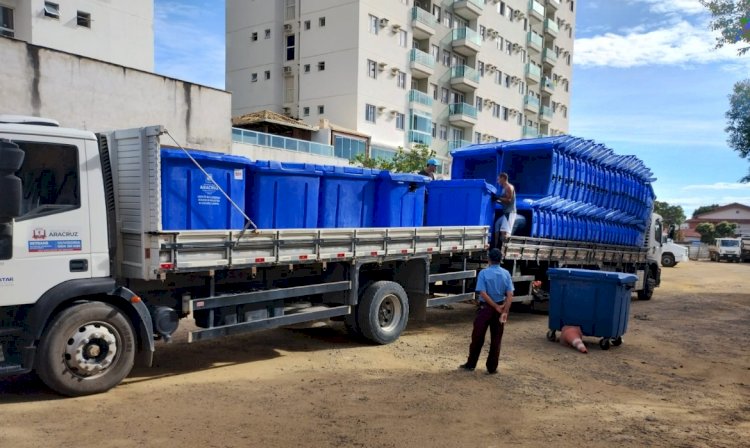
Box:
[460,248,514,374]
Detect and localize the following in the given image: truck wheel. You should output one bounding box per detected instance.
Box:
[36,302,135,396]
[356,281,409,345]
[637,269,655,301]
[661,253,676,268]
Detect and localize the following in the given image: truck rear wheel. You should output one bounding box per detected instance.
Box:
[356,281,409,345]
[637,269,655,301]
[37,302,135,396]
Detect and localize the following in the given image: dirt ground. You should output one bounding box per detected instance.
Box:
[1,260,749,448]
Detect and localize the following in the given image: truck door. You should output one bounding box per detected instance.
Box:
[0,137,92,307]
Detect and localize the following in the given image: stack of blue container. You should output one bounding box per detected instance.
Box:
[160,148,429,231]
[451,136,656,247]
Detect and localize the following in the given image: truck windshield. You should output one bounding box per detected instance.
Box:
[720,240,740,247]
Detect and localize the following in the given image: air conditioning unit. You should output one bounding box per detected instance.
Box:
[490,30,499,38]
[513,10,525,20]
[391,23,401,31]
[492,0,501,4]
[379,18,389,28]
[282,107,292,115]
[283,66,293,76]
[511,76,520,83]
[283,24,293,32]
[512,43,521,52]
[390,109,400,115]
[377,105,387,112]
[390,66,400,75]
[378,61,388,70]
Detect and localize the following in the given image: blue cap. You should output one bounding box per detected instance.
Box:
[427,158,440,166]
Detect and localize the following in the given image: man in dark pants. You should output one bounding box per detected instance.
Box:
[460,248,514,374]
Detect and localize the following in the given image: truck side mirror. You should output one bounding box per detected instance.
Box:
[0,140,25,219]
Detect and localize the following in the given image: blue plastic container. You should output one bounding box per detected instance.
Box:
[318,166,380,228]
[425,180,497,227]
[245,161,321,229]
[161,148,249,231]
[547,268,637,339]
[450,145,503,185]
[374,172,427,227]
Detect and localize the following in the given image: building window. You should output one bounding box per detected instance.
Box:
[251,73,258,82]
[439,125,448,140]
[286,35,295,61]
[506,41,512,55]
[432,6,441,22]
[507,7,513,21]
[265,29,271,39]
[440,88,449,104]
[479,25,486,40]
[431,122,437,138]
[365,104,377,123]
[304,20,311,30]
[504,74,511,88]
[285,0,296,20]
[44,2,59,19]
[475,132,482,144]
[397,71,406,89]
[498,1,506,16]
[76,11,91,28]
[399,29,408,47]
[264,70,271,80]
[334,136,367,160]
[304,64,310,73]
[395,113,405,130]
[503,107,509,121]
[251,32,258,41]
[431,83,438,100]
[303,107,310,116]
[367,59,377,78]
[318,61,325,71]
[478,61,485,76]
[493,104,501,118]
[442,50,451,67]
[369,14,379,34]
[430,44,439,60]
[517,114,522,125]
[0,6,14,37]
[443,11,452,28]
[476,96,483,112]
[319,17,326,27]
[318,105,325,114]
[495,71,502,84]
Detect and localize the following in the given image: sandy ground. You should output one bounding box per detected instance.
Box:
[1,260,749,448]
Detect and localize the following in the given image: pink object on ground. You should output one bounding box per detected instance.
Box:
[560,325,588,353]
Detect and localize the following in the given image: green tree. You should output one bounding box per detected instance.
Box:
[692,204,720,218]
[715,220,739,237]
[653,201,686,229]
[351,144,436,173]
[726,80,750,182]
[699,0,750,55]
[695,222,716,244]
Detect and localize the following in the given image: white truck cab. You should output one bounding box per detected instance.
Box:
[659,239,689,268]
[710,238,742,262]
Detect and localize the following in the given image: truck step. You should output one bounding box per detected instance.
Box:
[0,327,22,337]
[427,293,475,308]
[188,305,351,343]
[429,270,477,283]
[0,362,26,376]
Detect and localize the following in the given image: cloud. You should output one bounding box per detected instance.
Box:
[627,0,708,15]
[682,182,750,191]
[154,0,225,89]
[575,20,748,68]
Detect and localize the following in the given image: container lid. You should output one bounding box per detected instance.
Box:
[450,144,501,159]
[548,268,637,284]
[426,179,497,194]
[318,165,381,179]
[377,171,428,183]
[161,147,251,165]
[247,160,322,175]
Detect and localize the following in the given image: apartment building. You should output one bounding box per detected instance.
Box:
[0,0,153,71]
[226,0,575,168]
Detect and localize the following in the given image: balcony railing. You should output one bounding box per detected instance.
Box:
[542,76,555,93]
[452,0,484,20]
[232,128,335,157]
[530,0,545,17]
[543,48,557,64]
[544,18,559,35]
[547,0,561,9]
[408,130,433,146]
[454,0,484,8]
[448,140,473,151]
[527,31,543,50]
[449,102,478,119]
[526,63,541,80]
[412,7,437,28]
[451,27,482,46]
[541,105,553,120]
[409,48,435,68]
[524,94,540,109]
[450,65,480,83]
[409,89,434,107]
[522,126,539,138]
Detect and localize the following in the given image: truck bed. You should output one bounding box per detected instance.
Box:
[503,236,648,264]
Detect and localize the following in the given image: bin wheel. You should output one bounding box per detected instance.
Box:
[612,337,623,347]
[546,329,556,342]
[599,338,611,350]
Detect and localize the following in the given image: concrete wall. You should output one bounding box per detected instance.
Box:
[0,38,232,151]
[0,0,153,71]
[231,142,349,166]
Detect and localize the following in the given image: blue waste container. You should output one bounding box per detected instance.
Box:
[425,179,497,227]
[161,148,249,231]
[245,161,321,229]
[547,268,637,348]
[318,165,380,228]
[374,172,427,227]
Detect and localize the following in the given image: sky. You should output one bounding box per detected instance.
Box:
[153,0,750,217]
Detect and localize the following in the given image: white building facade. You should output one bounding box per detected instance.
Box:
[0,0,153,71]
[226,0,575,168]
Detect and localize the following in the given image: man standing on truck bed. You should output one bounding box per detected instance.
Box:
[494,172,517,243]
[460,248,514,375]
[418,158,439,180]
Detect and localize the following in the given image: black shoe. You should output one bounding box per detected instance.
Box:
[487,369,498,375]
[459,363,475,371]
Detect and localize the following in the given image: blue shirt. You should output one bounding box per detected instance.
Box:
[475,264,514,304]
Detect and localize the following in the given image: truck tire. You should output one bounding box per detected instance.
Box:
[356,281,409,345]
[661,253,676,268]
[36,302,136,396]
[637,269,655,301]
